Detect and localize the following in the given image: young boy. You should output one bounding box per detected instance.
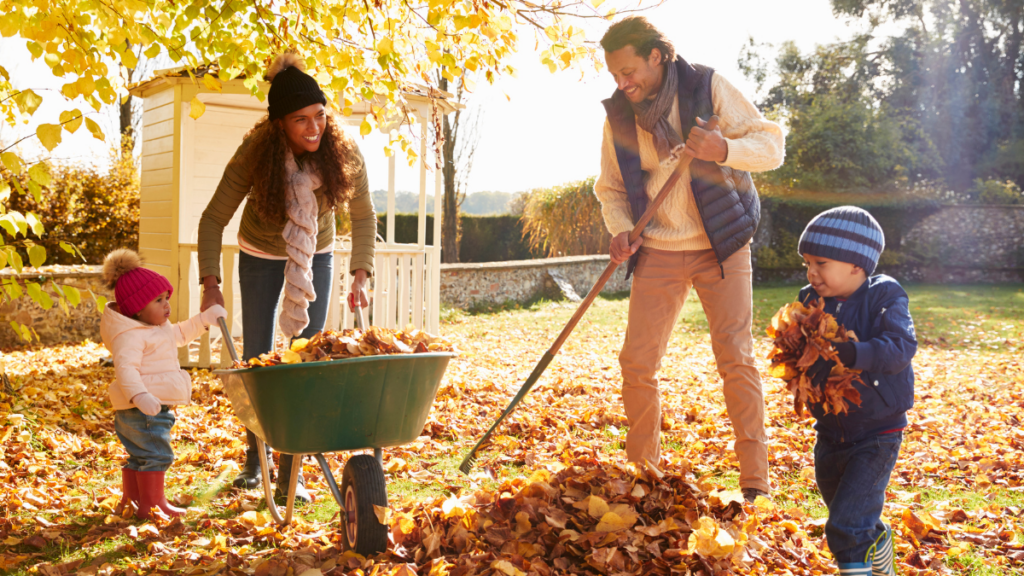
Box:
[796,206,917,576]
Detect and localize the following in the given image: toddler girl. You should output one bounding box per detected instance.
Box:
[100,249,225,519]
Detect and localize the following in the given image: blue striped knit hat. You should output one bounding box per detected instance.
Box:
[798,206,885,275]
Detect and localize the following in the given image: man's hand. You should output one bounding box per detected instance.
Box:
[348,269,370,312]
[610,231,642,264]
[200,276,224,311]
[683,116,728,163]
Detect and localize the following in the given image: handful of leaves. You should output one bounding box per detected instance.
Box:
[766,299,863,416]
[236,326,456,368]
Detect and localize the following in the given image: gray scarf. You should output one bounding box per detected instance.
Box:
[631,61,683,164]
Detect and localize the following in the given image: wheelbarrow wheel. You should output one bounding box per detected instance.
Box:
[340,454,388,555]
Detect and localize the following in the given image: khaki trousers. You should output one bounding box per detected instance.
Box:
[619,244,769,492]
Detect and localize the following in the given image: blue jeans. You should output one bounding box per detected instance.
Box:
[814,431,903,563]
[114,407,176,472]
[237,251,334,469]
[238,251,334,360]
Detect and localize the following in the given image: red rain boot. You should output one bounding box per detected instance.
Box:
[135,471,185,519]
[115,467,139,517]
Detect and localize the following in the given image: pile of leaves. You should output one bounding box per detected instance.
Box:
[766,299,863,416]
[238,327,456,368]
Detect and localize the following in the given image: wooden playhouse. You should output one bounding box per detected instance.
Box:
[128,71,458,367]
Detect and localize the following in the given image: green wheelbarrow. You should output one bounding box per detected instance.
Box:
[214,316,454,555]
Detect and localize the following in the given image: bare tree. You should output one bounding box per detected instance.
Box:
[435,72,481,264]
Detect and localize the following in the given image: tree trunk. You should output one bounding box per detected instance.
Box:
[438,76,460,263]
[118,40,136,155]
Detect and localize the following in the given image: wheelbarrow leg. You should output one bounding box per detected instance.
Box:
[284,457,300,525]
[374,448,382,466]
[256,437,286,525]
[314,454,345,510]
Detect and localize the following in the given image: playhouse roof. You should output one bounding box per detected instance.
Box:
[128,65,462,115]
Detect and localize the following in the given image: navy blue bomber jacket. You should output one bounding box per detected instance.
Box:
[798,275,917,444]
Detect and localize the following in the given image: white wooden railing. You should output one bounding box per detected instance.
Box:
[175,240,440,368]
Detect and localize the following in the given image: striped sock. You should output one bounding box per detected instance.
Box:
[838,562,872,576]
[869,524,896,576]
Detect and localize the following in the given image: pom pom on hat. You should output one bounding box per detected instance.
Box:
[102,249,174,319]
[267,52,306,81]
[266,52,327,121]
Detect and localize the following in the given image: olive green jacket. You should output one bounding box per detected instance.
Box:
[197,137,376,282]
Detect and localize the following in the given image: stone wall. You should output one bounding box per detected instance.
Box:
[754,205,1024,284]
[439,255,631,310]
[902,205,1024,269]
[0,266,111,348]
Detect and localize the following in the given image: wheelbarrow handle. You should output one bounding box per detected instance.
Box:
[349,292,367,330]
[218,317,241,364]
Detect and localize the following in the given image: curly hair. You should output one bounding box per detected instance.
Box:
[242,112,359,226]
[600,16,676,63]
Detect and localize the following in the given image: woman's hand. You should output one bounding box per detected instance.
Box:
[348,269,369,311]
[200,276,225,311]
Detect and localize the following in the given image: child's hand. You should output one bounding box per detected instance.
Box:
[201,305,227,327]
[132,392,162,416]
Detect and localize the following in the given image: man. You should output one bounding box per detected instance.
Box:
[595,16,784,501]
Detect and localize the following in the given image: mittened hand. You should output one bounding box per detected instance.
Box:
[132,392,162,416]
[833,341,857,368]
[200,304,227,327]
[807,356,837,389]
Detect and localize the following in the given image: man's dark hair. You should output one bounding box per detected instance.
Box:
[600,16,675,63]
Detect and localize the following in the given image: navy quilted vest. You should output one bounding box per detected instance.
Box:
[602,57,760,278]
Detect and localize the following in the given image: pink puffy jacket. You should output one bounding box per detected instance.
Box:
[100,303,208,411]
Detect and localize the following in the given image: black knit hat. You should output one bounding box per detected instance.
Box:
[266,53,327,121]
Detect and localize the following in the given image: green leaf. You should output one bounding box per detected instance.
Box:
[36,124,63,151]
[59,241,77,255]
[1,152,24,174]
[8,212,28,236]
[3,277,23,300]
[10,321,31,342]
[27,181,41,202]
[0,215,16,238]
[27,244,46,268]
[144,43,161,59]
[14,89,43,115]
[26,281,53,309]
[85,117,104,140]
[28,162,51,187]
[60,110,83,133]
[9,250,23,273]
[26,213,44,236]
[64,285,82,306]
[91,290,108,313]
[26,41,42,59]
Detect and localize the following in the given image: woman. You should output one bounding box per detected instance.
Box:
[198,54,376,503]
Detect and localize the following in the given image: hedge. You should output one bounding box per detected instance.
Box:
[375,213,540,263]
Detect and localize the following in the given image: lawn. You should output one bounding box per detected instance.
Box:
[1,283,1021,575]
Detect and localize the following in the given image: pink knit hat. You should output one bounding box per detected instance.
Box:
[102,249,174,318]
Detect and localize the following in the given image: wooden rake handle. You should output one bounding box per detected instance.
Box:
[548,114,720,353]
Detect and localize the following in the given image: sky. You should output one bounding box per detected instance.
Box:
[3,0,879,197]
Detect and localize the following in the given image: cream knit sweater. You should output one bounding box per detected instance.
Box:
[594,73,784,251]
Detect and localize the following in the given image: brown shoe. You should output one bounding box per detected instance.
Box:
[742,488,770,503]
